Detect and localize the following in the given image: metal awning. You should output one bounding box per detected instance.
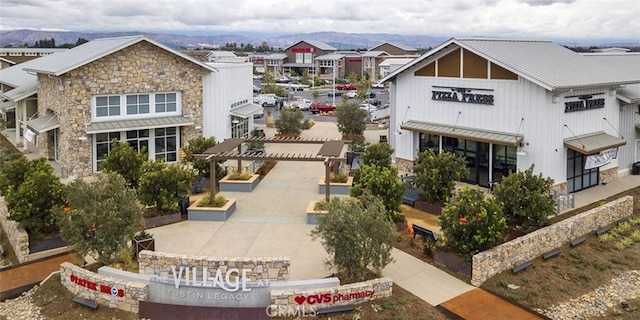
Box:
[230,103,263,118]
[564,132,626,154]
[26,113,59,133]
[0,100,15,114]
[371,108,390,121]
[282,63,314,68]
[84,116,194,134]
[401,120,523,147]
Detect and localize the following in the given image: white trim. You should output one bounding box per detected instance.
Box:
[91,91,182,122]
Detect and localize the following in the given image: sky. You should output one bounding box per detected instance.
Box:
[0,0,639,41]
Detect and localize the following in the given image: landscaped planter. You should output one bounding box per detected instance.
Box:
[187,198,237,221]
[140,212,182,229]
[415,200,443,215]
[306,201,329,225]
[219,174,260,192]
[318,176,354,195]
[433,250,472,278]
[133,237,155,258]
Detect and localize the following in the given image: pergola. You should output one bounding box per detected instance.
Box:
[196,137,346,202]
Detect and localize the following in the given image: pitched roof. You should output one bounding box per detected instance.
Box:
[285,40,337,51]
[379,58,415,67]
[22,35,217,76]
[582,53,640,104]
[0,56,44,101]
[361,51,388,57]
[369,41,417,52]
[380,37,640,91]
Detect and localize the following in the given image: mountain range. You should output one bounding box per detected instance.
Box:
[0,29,638,51]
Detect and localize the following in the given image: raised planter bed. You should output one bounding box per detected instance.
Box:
[415,200,443,216]
[187,198,237,221]
[140,212,182,229]
[219,174,260,192]
[306,201,329,225]
[318,176,354,195]
[433,250,472,278]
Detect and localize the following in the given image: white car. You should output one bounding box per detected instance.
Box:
[359,103,378,113]
[372,82,384,89]
[285,98,312,111]
[346,90,357,98]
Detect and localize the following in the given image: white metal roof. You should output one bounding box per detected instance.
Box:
[284,40,337,51]
[315,54,345,61]
[380,38,640,91]
[0,48,69,54]
[369,41,417,52]
[22,35,217,76]
[84,116,194,134]
[0,57,46,101]
[361,51,388,57]
[379,58,415,67]
[265,53,287,60]
[581,53,640,103]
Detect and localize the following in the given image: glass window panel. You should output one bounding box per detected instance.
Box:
[156,94,165,103]
[140,141,148,153]
[96,144,109,159]
[167,93,176,102]
[155,128,165,136]
[140,104,149,114]
[127,105,137,115]
[126,131,137,139]
[96,107,107,117]
[109,106,120,116]
[167,153,177,162]
[567,157,574,177]
[167,102,176,112]
[156,154,165,161]
[109,96,120,105]
[127,95,137,104]
[96,133,109,142]
[155,138,165,152]
[140,95,149,103]
[96,96,107,105]
[140,129,149,138]
[574,176,582,190]
[167,137,177,151]
[166,127,176,135]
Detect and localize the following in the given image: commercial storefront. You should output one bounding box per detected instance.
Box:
[381,38,640,193]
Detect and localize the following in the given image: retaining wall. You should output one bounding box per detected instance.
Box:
[60,262,148,313]
[471,196,633,286]
[0,198,29,263]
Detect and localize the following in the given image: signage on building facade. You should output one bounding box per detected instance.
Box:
[291,48,316,53]
[585,148,617,170]
[564,93,605,113]
[431,86,494,105]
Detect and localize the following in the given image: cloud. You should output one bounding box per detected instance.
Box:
[516,0,576,6]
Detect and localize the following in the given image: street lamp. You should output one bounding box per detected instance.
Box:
[332,61,336,106]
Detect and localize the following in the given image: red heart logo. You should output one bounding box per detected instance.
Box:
[294,296,306,305]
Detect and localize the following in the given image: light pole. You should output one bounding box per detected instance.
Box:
[332,61,336,106]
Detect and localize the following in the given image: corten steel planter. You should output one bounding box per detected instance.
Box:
[134,237,155,258]
[415,200,443,215]
[187,198,237,221]
[140,212,181,229]
[219,174,260,192]
[433,250,472,278]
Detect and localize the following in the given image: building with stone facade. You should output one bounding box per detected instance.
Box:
[0,35,259,179]
[0,48,68,64]
[380,37,640,194]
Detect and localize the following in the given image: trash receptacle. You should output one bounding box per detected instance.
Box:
[633,162,640,175]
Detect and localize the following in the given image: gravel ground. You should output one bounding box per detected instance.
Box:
[0,286,45,320]
[539,270,640,320]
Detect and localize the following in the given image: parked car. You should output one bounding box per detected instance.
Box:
[327,89,342,97]
[254,93,285,108]
[286,97,312,111]
[253,108,265,119]
[336,84,357,91]
[372,82,384,89]
[359,103,378,113]
[276,76,293,83]
[310,102,336,114]
[346,90,358,98]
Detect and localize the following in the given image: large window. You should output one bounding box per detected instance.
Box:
[126,94,150,115]
[492,145,517,183]
[442,137,490,187]
[419,133,440,154]
[231,116,249,139]
[567,149,599,192]
[93,92,179,120]
[96,96,121,117]
[126,129,149,153]
[154,127,178,162]
[95,132,120,170]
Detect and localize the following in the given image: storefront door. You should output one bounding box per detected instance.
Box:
[442,137,490,188]
[567,149,599,192]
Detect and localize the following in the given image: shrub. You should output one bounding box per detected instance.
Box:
[227,171,253,180]
[362,143,394,169]
[138,161,194,214]
[314,200,329,211]
[350,164,406,222]
[329,172,348,183]
[335,101,368,137]
[197,194,228,207]
[492,165,555,232]
[275,108,304,137]
[183,136,224,178]
[413,149,468,206]
[0,153,30,195]
[99,140,147,188]
[439,187,506,255]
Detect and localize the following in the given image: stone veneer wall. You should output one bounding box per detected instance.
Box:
[137,251,290,281]
[471,196,633,286]
[60,262,148,313]
[36,40,207,178]
[0,198,29,263]
[599,166,619,184]
[270,277,393,310]
[394,157,413,173]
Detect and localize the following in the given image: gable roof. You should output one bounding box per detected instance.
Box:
[22,35,218,76]
[0,56,43,101]
[284,40,337,51]
[582,53,640,104]
[379,58,415,67]
[361,51,389,57]
[369,41,417,52]
[380,37,640,91]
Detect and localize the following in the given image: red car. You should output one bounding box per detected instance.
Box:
[336,84,357,91]
[309,102,336,114]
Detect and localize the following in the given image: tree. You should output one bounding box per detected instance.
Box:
[100,140,147,188]
[439,187,506,255]
[493,165,556,232]
[413,149,468,206]
[4,157,64,236]
[138,161,194,214]
[350,164,406,222]
[275,108,304,137]
[362,142,394,169]
[75,37,89,46]
[311,193,396,283]
[58,172,143,265]
[311,90,320,102]
[335,101,368,138]
[0,153,31,196]
[183,136,223,178]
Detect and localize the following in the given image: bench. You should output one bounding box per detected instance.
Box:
[402,189,419,207]
[543,248,561,260]
[512,260,533,274]
[570,236,587,247]
[595,226,611,236]
[72,296,99,310]
[413,224,438,242]
[192,177,208,194]
[316,305,355,315]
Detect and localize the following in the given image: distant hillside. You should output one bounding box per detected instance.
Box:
[0,29,637,51]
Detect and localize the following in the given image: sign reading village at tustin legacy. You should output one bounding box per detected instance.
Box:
[431,86,495,105]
